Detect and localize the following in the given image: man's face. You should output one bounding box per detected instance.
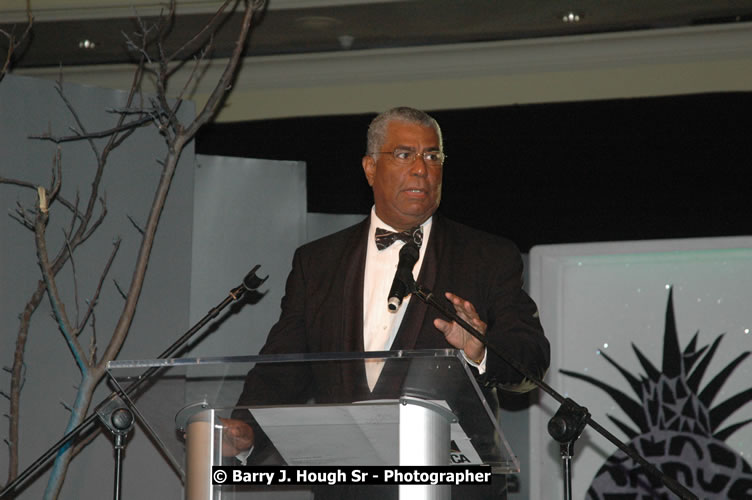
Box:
[362,121,443,231]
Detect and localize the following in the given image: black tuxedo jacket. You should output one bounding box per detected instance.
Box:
[236,214,549,408]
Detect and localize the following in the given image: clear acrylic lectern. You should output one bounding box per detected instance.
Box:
[107,349,518,499]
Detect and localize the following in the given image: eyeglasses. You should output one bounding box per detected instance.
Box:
[374,148,446,166]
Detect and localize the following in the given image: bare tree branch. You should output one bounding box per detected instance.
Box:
[113,280,128,301]
[87,313,97,366]
[65,192,81,245]
[5,280,43,483]
[0,177,37,190]
[171,36,216,108]
[0,0,33,83]
[182,0,265,141]
[76,238,121,334]
[1,178,85,221]
[63,232,81,329]
[53,82,102,164]
[27,116,153,144]
[33,189,87,373]
[167,0,235,64]
[8,206,34,231]
[126,215,145,235]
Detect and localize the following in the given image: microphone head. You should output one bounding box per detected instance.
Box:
[242,264,268,291]
[387,297,401,311]
[399,240,420,263]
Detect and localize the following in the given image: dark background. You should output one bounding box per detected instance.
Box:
[196,92,751,252]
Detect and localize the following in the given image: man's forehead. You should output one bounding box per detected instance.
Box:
[384,121,440,144]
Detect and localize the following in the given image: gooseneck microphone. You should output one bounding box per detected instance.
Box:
[387,241,420,311]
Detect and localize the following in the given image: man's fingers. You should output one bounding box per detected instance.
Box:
[433,318,451,334]
[445,292,478,316]
[442,292,487,337]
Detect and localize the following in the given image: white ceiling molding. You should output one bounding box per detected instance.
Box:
[0,0,407,22]
[266,0,407,9]
[225,22,752,89]
[1,1,218,22]
[16,21,752,95]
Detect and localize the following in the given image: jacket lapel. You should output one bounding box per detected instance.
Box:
[340,218,369,352]
[338,218,370,398]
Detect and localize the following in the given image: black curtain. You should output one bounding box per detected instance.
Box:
[196,92,752,252]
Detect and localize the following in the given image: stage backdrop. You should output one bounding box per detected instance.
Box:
[528,237,752,499]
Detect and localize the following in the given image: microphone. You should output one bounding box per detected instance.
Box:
[387,241,420,311]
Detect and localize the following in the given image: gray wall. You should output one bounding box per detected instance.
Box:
[0,74,194,499]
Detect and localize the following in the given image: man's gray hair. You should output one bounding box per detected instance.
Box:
[366,107,443,155]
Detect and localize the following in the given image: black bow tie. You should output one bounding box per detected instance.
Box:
[374,226,423,251]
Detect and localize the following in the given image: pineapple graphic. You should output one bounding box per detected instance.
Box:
[560,289,752,499]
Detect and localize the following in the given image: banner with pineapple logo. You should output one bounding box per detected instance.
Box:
[529,237,752,499]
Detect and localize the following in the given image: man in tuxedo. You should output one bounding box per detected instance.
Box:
[222,107,549,498]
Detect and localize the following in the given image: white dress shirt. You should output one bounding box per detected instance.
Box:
[362,208,432,389]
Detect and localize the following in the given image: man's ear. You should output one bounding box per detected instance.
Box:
[362,155,375,187]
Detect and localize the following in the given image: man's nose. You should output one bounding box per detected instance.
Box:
[409,155,427,175]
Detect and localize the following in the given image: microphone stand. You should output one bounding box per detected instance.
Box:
[404,276,698,500]
[0,265,268,499]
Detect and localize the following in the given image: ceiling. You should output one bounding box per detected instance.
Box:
[2,0,752,69]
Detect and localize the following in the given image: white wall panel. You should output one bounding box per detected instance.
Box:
[529,237,752,499]
[189,155,307,363]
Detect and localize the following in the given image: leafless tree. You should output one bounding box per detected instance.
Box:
[0,1,266,498]
[0,0,32,83]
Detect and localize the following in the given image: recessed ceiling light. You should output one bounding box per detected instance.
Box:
[78,39,97,49]
[295,16,341,30]
[337,34,354,50]
[562,12,583,23]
